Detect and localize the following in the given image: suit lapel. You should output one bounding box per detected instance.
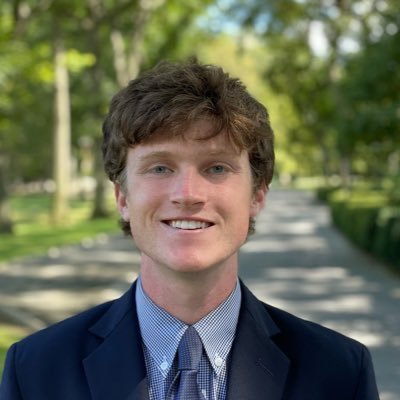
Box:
[83,283,150,400]
[227,283,290,400]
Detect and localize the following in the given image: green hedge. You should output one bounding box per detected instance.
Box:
[324,189,400,269]
[372,208,400,265]
[315,186,341,202]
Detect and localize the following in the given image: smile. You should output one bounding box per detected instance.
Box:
[165,220,213,230]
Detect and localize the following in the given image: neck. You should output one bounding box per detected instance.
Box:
[140,258,238,325]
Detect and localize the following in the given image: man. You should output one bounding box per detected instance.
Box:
[1,60,379,399]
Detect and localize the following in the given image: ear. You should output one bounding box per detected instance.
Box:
[250,184,267,217]
[114,183,130,222]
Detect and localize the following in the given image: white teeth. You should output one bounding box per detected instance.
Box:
[169,220,210,230]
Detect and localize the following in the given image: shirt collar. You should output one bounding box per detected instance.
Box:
[136,277,241,377]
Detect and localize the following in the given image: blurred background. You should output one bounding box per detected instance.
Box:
[0,0,399,396]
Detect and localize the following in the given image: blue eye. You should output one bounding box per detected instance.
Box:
[209,165,226,174]
[151,166,170,174]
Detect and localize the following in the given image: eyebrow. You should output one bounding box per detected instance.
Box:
[136,151,175,164]
[137,149,240,163]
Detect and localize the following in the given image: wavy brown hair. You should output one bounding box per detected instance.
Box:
[102,59,274,236]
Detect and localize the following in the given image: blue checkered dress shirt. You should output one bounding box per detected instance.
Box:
[135,278,241,400]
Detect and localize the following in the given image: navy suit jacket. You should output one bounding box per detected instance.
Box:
[0,281,379,399]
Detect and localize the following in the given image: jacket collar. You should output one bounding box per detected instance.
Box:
[83,282,149,400]
[226,281,290,400]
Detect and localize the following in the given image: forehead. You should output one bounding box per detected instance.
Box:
[132,119,243,157]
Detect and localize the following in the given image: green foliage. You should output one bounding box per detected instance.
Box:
[224,0,400,180]
[330,199,380,249]
[66,49,96,73]
[315,185,340,202]
[326,188,400,269]
[143,0,215,67]
[337,29,400,165]
[0,5,54,182]
[373,208,400,266]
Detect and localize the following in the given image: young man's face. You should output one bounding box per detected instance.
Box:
[115,119,266,279]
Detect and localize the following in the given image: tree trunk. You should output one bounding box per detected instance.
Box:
[0,153,13,234]
[91,137,110,218]
[127,8,148,80]
[110,29,129,87]
[52,31,71,224]
[86,12,111,219]
[110,0,166,86]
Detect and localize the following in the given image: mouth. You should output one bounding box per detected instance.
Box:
[162,219,214,230]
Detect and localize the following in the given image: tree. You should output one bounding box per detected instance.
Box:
[224,0,400,182]
[337,28,400,180]
[0,2,54,232]
[52,27,71,224]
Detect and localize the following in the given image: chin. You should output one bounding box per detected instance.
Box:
[168,260,211,274]
[166,253,233,275]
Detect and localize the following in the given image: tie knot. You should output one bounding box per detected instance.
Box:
[178,326,203,371]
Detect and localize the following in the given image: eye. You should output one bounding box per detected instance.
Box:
[208,165,227,174]
[150,165,171,174]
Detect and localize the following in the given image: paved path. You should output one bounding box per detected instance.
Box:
[0,188,399,399]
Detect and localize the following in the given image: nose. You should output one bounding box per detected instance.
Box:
[170,167,207,207]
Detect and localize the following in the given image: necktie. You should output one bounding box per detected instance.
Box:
[173,326,204,400]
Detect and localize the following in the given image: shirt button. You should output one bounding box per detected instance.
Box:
[160,361,169,371]
[214,355,223,367]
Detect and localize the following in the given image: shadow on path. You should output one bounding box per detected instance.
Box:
[0,234,139,328]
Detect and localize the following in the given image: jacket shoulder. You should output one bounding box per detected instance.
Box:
[261,301,372,375]
[17,300,114,355]
[264,302,360,346]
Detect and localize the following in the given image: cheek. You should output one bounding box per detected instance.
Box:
[127,184,163,223]
[224,195,253,227]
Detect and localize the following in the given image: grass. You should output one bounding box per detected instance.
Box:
[0,325,28,379]
[0,193,120,262]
